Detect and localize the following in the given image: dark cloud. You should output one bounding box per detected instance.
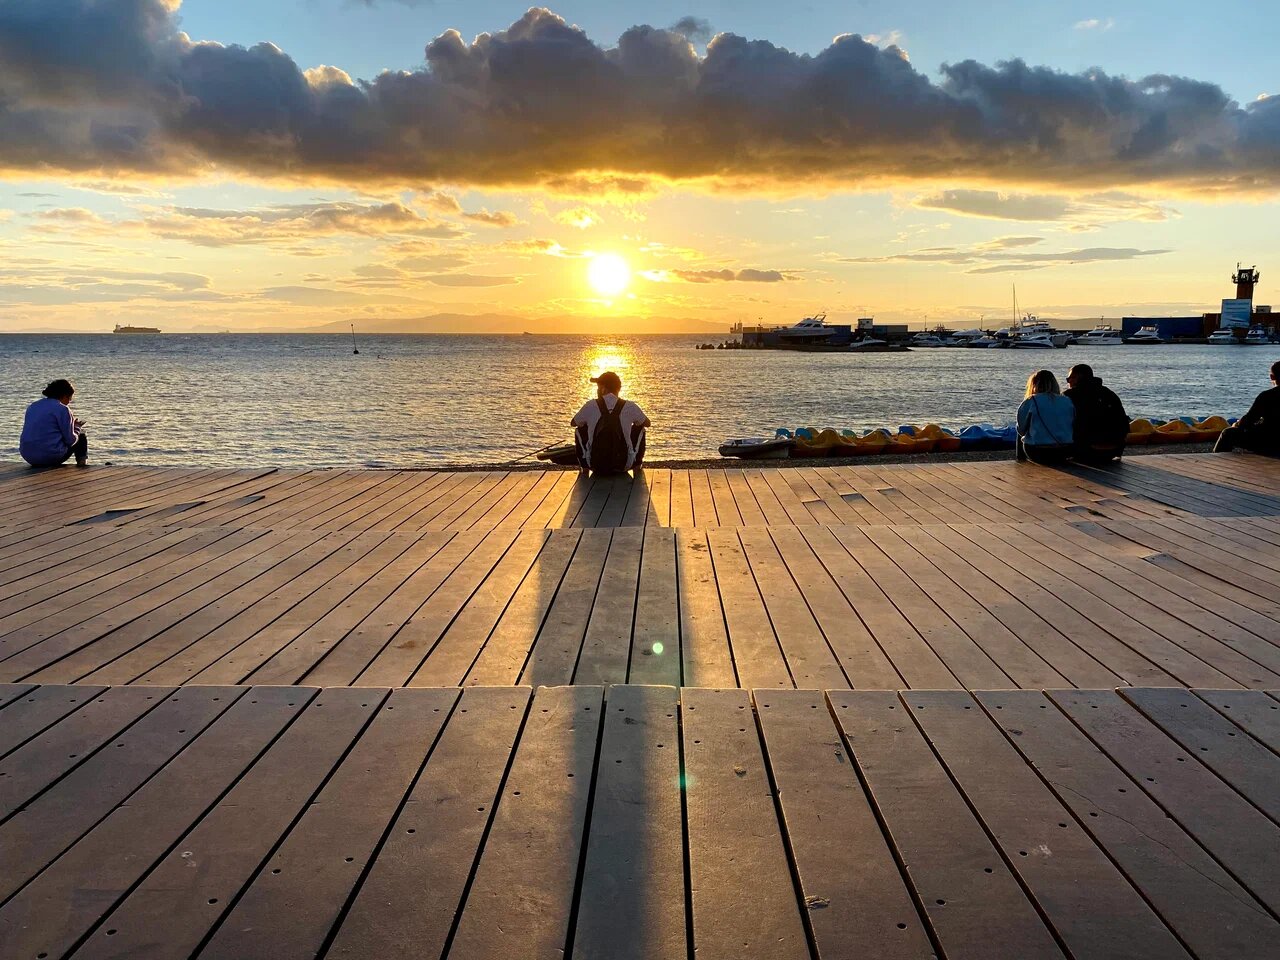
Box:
[0,4,1276,194]
[671,17,713,44]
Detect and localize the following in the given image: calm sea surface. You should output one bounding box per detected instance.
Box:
[1,334,1275,467]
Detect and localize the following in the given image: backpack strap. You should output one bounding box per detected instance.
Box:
[596,397,625,419]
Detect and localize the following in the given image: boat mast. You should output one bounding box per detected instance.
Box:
[350,323,359,355]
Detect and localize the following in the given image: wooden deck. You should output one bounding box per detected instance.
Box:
[0,682,1276,959]
[1,454,1277,958]
[0,456,1277,690]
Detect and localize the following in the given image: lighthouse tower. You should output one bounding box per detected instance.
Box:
[1233,263,1260,301]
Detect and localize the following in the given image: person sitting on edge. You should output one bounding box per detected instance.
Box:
[1215,359,1280,457]
[1016,369,1075,465]
[20,379,88,468]
[571,371,651,475]
[1064,363,1129,464]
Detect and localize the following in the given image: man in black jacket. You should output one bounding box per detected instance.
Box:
[1065,364,1129,464]
[1215,360,1280,456]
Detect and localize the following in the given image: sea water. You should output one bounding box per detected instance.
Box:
[1,334,1274,467]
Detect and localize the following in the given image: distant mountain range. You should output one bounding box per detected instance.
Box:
[291,313,729,335]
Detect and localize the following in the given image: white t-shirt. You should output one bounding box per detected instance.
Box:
[572,393,648,468]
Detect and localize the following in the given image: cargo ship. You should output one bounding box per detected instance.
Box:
[113,324,161,333]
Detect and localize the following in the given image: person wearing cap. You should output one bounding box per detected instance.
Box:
[1215,359,1280,456]
[1064,363,1129,464]
[20,378,88,467]
[571,371,651,473]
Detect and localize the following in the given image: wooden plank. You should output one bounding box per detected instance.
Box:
[0,682,36,710]
[0,685,170,818]
[801,527,958,689]
[1049,689,1280,913]
[0,683,106,758]
[447,685,603,960]
[0,687,314,960]
[768,527,904,689]
[69,688,384,960]
[1120,686,1280,820]
[743,470,796,527]
[831,527,1013,689]
[739,525,849,688]
[707,470,743,526]
[572,685,685,960]
[891,526,1125,688]
[573,528,642,685]
[326,686,531,960]
[725,470,767,526]
[592,473,638,528]
[676,528,737,688]
[919,524,1181,687]
[682,687,809,960]
[976,689,1278,960]
[906,690,1189,959]
[628,527,682,685]
[338,529,516,687]
[462,529,582,685]
[689,469,719,526]
[864,526,1070,688]
[140,532,395,685]
[618,468,652,527]
[668,468,695,527]
[0,686,244,901]
[299,530,493,687]
[519,528,611,687]
[1194,688,1280,750]
[756,689,935,959]
[706,529,793,689]
[412,530,552,686]
[198,687,459,960]
[829,690,1064,960]
[645,467,672,528]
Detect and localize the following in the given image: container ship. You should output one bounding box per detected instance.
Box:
[113,324,161,333]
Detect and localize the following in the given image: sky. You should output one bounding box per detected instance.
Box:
[0,0,1277,333]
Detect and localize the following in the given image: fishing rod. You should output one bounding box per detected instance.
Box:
[505,439,570,465]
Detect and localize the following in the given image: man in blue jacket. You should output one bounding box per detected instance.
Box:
[20,379,88,467]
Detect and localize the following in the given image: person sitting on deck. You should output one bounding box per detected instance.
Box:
[571,371,651,475]
[1065,363,1129,464]
[1214,359,1280,457]
[1016,370,1075,465]
[19,379,88,468]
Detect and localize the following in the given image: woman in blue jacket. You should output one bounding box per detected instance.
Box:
[19,379,88,467]
[1016,370,1074,465]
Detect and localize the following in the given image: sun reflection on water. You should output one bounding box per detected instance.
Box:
[578,343,646,406]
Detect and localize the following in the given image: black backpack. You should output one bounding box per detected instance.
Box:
[590,397,629,473]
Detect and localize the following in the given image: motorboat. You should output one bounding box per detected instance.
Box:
[1077,324,1124,346]
[1010,332,1056,349]
[943,328,983,347]
[777,313,835,341]
[1244,326,1272,345]
[1123,326,1166,345]
[719,437,793,460]
[1013,316,1071,348]
[910,333,945,347]
[1207,327,1237,344]
[967,334,1006,348]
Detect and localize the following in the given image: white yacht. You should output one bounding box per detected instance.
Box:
[968,334,1006,348]
[1207,327,1237,344]
[1077,324,1124,346]
[910,332,945,347]
[1123,326,1166,345]
[1244,326,1272,345]
[1010,331,1056,349]
[777,314,835,341]
[1011,317,1071,348]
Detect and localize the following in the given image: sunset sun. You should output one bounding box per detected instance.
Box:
[587,253,632,297]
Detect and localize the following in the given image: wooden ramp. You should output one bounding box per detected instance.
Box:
[0,683,1276,960]
[2,454,1278,958]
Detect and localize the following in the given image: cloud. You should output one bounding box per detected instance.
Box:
[671,17,713,44]
[1074,18,1115,31]
[554,207,601,228]
[0,261,215,305]
[912,188,1176,226]
[643,267,797,283]
[139,201,467,246]
[2,5,1276,196]
[425,274,520,286]
[461,208,521,227]
[835,239,1170,273]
